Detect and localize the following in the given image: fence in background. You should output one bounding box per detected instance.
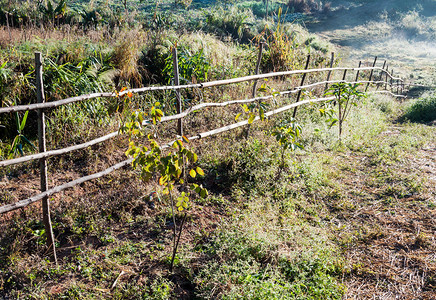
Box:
[0,48,407,263]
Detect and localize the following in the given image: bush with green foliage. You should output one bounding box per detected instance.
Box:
[402,93,436,123]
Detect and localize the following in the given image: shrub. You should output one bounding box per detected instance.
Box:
[402,94,436,123]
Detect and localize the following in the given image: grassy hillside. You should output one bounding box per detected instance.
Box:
[0,0,435,299]
[307,0,436,85]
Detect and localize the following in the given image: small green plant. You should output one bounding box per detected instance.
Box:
[235,82,278,124]
[9,110,37,158]
[322,82,365,139]
[271,118,303,170]
[123,107,207,272]
[163,46,210,85]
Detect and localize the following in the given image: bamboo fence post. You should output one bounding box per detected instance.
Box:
[172,47,183,136]
[35,52,57,264]
[325,52,334,91]
[365,56,377,92]
[293,54,311,118]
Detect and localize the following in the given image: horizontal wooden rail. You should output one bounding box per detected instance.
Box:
[0,158,132,214]
[0,79,399,167]
[0,132,119,167]
[0,95,335,214]
[369,90,407,98]
[194,96,335,139]
[0,67,401,114]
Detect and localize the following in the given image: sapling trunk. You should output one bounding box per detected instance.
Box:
[169,191,177,271]
[338,93,342,140]
[170,212,187,272]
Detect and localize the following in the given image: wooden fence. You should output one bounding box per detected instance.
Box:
[0,49,407,263]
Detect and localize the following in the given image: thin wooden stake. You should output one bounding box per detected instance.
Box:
[172,47,183,136]
[5,12,12,42]
[252,42,264,98]
[247,42,264,138]
[325,52,334,91]
[397,79,400,95]
[391,70,394,92]
[293,54,310,118]
[355,61,362,82]
[377,60,386,90]
[385,65,389,91]
[35,52,57,264]
[342,69,347,81]
[365,56,377,92]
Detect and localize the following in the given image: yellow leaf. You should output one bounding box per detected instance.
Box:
[189,169,196,178]
[182,135,189,143]
[196,167,205,176]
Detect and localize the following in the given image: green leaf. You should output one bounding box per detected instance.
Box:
[200,188,208,198]
[189,169,196,178]
[20,135,37,151]
[248,114,256,124]
[20,111,29,132]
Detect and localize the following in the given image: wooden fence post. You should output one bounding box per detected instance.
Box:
[365,56,377,92]
[390,70,394,92]
[385,65,389,91]
[355,61,362,82]
[377,60,386,90]
[292,55,310,118]
[246,43,264,139]
[35,52,57,264]
[397,79,400,95]
[172,47,183,136]
[325,52,334,91]
[5,12,12,42]
[342,69,347,81]
[252,42,264,98]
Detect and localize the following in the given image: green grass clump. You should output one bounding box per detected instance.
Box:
[402,93,436,123]
[193,225,344,299]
